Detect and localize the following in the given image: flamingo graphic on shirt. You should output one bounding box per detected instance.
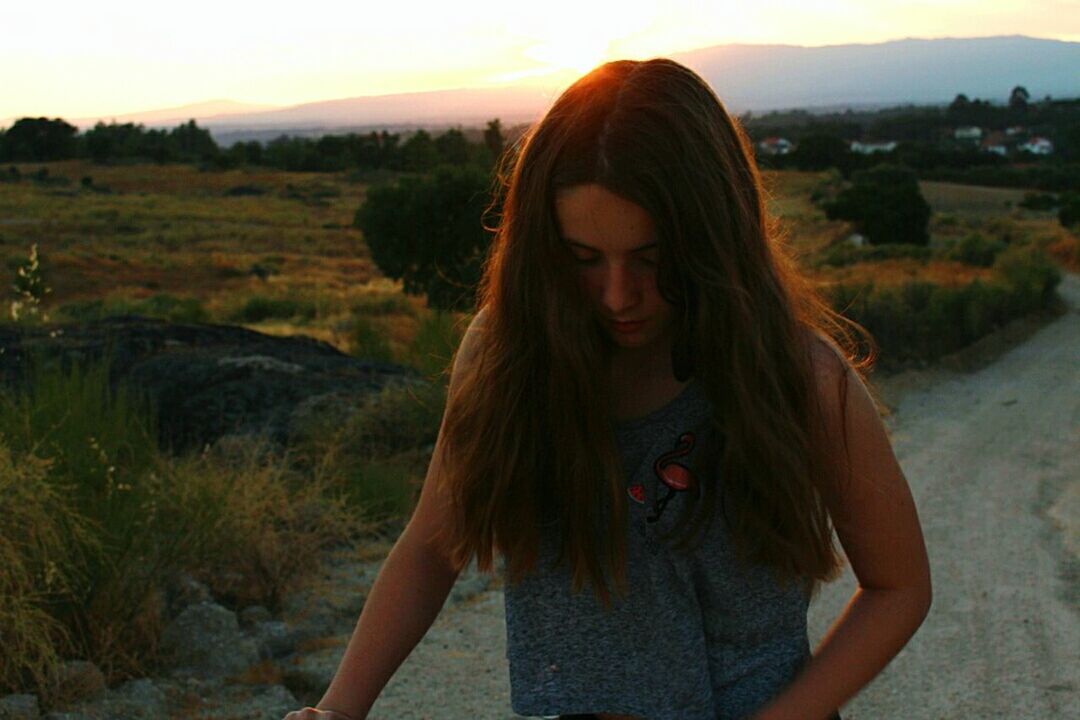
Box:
[627,431,695,523]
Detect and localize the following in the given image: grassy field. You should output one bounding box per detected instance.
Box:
[0,160,458,360]
[2,161,1076,360]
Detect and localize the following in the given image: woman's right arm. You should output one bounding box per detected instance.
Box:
[285,308,489,720]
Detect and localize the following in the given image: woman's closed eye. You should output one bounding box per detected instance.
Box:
[572,255,657,268]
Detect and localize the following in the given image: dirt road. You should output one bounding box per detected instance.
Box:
[807,271,1080,718]
[367,272,1080,719]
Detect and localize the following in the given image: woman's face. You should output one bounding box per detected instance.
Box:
[554,183,676,357]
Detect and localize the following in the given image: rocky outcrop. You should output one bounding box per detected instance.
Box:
[159,602,261,681]
[0,551,500,718]
[0,315,421,455]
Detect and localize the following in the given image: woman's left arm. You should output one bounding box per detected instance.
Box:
[753,351,933,720]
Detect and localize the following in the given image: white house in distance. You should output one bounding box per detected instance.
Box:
[1019,137,1054,155]
[758,137,793,155]
[954,126,983,141]
[981,130,1008,156]
[850,140,898,154]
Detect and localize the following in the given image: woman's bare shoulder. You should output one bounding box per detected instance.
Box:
[805,329,851,389]
[454,306,490,372]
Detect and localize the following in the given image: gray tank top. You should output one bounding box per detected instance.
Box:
[502,378,812,720]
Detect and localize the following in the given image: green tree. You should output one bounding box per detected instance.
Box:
[1,117,78,161]
[170,119,218,162]
[483,118,504,160]
[824,163,931,246]
[434,128,471,166]
[1008,85,1030,112]
[354,164,494,311]
[791,133,856,174]
[948,93,970,114]
[400,130,439,172]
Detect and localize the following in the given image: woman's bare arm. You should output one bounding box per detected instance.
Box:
[752,346,933,720]
[303,310,489,719]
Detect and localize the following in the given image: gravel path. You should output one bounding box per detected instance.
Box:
[367,272,1080,719]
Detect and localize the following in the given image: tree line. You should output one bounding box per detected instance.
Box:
[0,117,507,172]
[744,91,1080,191]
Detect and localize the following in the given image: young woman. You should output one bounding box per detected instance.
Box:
[285,58,931,720]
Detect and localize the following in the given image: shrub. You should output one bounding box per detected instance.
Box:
[349,282,415,317]
[355,163,494,311]
[823,163,931,246]
[349,315,395,363]
[943,232,1007,267]
[1059,191,1080,229]
[8,243,52,324]
[0,348,165,681]
[1018,191,1058,210]
[57,294,209,324]
[223,184,266,197]
[162,435,364,611]
[229,295,316,323]
[0,347,366,689]
[401,310,467,379]
[826,244,1059,369]
[287,379,447,525]
[814,240,931,268]
[992,243,1061,313]
[0,444,98,699]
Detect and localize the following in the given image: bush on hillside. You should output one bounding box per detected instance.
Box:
[355,163,495,311]
[1059,191,1080,229]
[823,163,932,246]
[827,244,1059,369]
[942,232,1007,267]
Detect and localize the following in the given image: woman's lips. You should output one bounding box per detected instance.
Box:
[611,319,645,333]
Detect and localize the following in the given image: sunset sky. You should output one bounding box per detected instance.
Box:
[2,0,1078,121]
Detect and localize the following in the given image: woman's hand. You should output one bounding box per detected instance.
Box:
[283,708,358,720]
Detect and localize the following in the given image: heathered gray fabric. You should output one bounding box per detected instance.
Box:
[503,378,812,720]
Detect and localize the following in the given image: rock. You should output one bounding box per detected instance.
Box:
[0,315,420,456]
[48,661,105,706]
[279,552,381,645]
[281,644,345,698]
[107,678,167,718]
[188,683,298,720]
[50,677,168,720]
[250,620,294,660]
[159,601,259,680]
[0,694,39,720]
[239,605,272,629]
[165,572,213,618]
[448,560,495,605]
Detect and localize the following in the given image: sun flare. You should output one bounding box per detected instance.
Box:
[524,36,611,73]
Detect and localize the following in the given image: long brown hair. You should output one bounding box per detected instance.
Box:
[432,58,877,609]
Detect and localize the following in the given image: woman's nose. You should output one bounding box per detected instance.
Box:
[599,264,640,315]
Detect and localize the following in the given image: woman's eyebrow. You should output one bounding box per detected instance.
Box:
[564,239,658,253]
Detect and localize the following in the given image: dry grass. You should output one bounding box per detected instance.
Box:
[0,161,373,312]
[918,180,1031,217]
[169,434,372,612]
[812,258,997,289]
[0,445,92,699]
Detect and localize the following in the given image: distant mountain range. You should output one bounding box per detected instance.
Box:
[56,35,1080,144]
[70,99,281,128]
[671,35,1077,114]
